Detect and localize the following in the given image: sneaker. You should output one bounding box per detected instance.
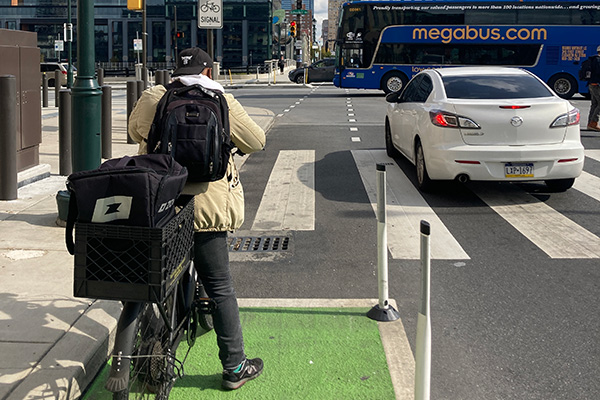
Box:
[587,121,600,131]
[222,358,264,390]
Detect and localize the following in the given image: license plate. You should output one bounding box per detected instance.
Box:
[505,162,534,178]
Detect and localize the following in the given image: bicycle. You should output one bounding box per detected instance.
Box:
[106,262,215,399]
[72,195,215,399]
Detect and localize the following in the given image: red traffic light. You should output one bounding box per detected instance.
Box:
[176,32,184,38]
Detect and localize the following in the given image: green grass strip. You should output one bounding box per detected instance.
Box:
[83,307,395,400]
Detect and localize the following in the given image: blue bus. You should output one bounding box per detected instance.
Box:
[333,0,600,98]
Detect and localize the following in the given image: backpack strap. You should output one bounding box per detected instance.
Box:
[215,91,231,139]
[65,190,78,255]
[114,155,134,168]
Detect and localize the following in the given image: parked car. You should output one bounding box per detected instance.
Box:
[288,58,336,84]
[384,67,584,192]
[41,62,67,87]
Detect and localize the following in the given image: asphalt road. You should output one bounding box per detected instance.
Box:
[228,83,600,400]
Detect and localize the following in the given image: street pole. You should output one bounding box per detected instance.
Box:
[142,0,147,87]
[174,5,178,61]
[208,29,214,61]
[71,0,102,173]
[296,17,301,67]
[67,0,73,88]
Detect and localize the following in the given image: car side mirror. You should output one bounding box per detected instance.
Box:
[385,91,401,103]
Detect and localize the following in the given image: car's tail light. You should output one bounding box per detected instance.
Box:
[550,108,580,128]
[499,105,531,109]
[429,111,480,129]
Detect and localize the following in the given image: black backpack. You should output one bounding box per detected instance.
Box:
[579,57,592,81]
[147,82,232,182]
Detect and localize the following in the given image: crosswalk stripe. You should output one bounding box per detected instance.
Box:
[473,184,600,259]
[585,149,600,162]
[574,171,600,202]
[352,150,470,260]
[252,150,315,231]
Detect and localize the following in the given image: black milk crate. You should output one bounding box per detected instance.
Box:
[73,196,194,302]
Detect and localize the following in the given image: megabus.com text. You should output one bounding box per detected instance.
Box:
[412,26,547,44]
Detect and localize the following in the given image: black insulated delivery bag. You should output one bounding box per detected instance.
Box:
[65,154,188,255]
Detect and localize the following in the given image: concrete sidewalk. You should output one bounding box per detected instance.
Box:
[0,81,276,399]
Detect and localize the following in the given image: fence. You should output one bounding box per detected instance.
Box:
[95,59,294,77]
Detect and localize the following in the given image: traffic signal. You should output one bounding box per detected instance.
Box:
[127,0,142,10]
[290,21,296,37]
[176,32,184,39]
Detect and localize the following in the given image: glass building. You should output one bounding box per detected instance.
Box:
[0,0,275,68]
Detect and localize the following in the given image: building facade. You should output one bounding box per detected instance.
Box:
[327,0,343,50]
[321,19,328,51]
[1,0,275,68]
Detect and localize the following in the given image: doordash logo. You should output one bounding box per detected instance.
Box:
[412,26,547,44]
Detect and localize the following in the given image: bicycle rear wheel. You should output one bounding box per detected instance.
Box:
[111,296,179,400]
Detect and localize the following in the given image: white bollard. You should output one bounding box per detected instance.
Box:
[415,220,431,400]
[367,163,400,322]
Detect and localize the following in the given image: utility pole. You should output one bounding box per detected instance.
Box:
[142,0,147,86]
[295,0,302,67]
[66,0,73,88]
[174,5,178,61]
[71,0,101,172]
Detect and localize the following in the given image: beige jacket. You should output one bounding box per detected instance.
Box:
[128,84,266,232]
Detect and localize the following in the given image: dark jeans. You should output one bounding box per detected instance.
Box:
[193,231,245,370]
[589,84,600,124]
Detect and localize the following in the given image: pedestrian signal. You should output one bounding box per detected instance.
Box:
[290,21,296,37]
[127,0,142,10]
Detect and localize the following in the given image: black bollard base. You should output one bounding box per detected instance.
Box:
[367,304,400,322]
[55,189,70,227]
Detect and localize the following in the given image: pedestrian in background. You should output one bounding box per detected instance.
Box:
[278,56,285,74]
[128,47,266,390]
[587,45,600,132]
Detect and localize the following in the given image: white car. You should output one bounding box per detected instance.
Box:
[385,67,584,192]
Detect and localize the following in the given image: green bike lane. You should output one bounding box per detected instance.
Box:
[82,299,413,400]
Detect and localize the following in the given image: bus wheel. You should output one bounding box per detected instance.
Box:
[381,72,408,94]
[548,74,577,99]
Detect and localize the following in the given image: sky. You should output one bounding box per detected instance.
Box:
[313,0,329,42]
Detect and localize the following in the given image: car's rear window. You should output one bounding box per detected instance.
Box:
[442,75,553,99]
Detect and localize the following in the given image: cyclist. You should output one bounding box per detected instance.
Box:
[128,47,265,390]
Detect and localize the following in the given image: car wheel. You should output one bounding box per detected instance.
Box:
[415,141,433,191]
[381,72,408,94]
[545,178,575,192]
[385,120,400,158]
[48,78,56,88]
[295,74,304,84]
[548,74,577,99]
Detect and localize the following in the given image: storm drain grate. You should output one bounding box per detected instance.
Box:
[228,236,290,252]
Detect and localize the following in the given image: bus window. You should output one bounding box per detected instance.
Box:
[342,48,364,68]
[375,44,541,66]
[341,5,365,42]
